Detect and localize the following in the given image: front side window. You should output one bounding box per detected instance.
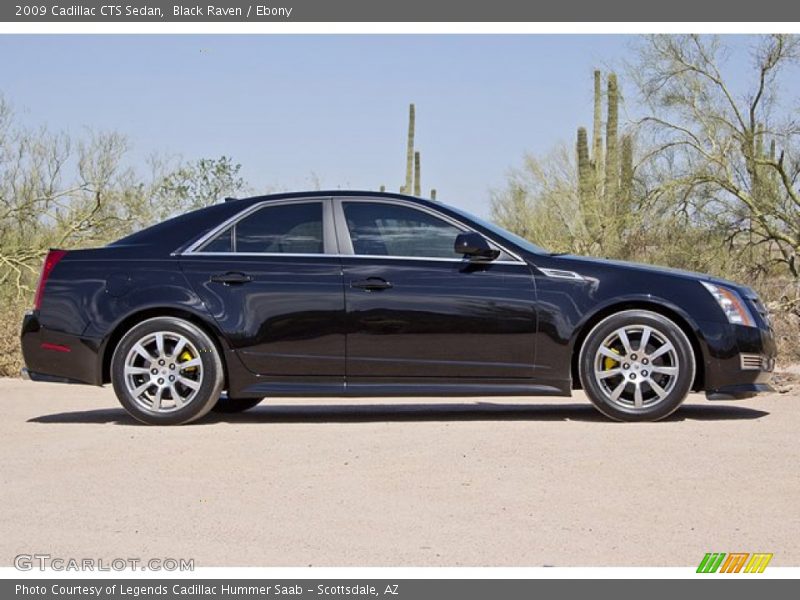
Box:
[198,202,324,254]
[343,202,463,258]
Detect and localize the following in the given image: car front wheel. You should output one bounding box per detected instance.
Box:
[111,317,224,425]
[578,310,696,422]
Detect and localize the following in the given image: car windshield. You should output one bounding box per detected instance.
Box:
[445,204,550,255]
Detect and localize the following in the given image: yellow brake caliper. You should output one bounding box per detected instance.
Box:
[604,347,620,371]
[179,349,197,372]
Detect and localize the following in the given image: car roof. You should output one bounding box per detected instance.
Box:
[224,190,434,206]
[109,191,441,254]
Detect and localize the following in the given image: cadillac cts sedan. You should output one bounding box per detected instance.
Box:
[20,191,776,424]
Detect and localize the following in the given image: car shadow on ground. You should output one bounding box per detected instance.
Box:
[27,402,770,426]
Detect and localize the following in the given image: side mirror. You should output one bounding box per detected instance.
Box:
[454,232,500,260]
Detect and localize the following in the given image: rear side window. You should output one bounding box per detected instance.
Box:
[197,202,324,254]
[343,202,463,258]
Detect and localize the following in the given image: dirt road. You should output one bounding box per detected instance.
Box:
[1,378,798,567]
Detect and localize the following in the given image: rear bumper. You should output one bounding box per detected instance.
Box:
[20,367,87,385]
[20,311,102,386]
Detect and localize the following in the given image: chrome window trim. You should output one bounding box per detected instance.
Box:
[346,255,524,265]
[180,252,341,259]
[176,195,528,266]
[176,251,524,265]
[177,197,336,256]
[333,196,527,264]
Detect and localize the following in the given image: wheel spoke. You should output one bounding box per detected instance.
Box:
[172,336,188,359]
[595,368,622,380]
[152,386,164,410]
[639,327,652,353]
[650,365,679,376]
[124,366,151,376]
[131,381,152,397]
[618,329,634,355]
[633,382,643,408]
[178,376,200,391]
[648,378,668,399]
[648,342,675,360]
[169,384,184,407]
[179,358,202,370]
[132,343,154,361]
[610,380,627,402]
[598,346,622,361]
[155,332,166,358]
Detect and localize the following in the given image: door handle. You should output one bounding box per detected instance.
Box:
[351,277,393,291]
[210,272,253,285]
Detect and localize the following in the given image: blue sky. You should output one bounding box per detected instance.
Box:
[0,35,790,216]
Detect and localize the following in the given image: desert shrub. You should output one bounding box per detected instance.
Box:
[0,297,26,377]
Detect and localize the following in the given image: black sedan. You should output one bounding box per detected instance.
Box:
[20,191,776,424]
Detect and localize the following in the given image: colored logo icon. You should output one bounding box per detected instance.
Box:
[697,553,773,573]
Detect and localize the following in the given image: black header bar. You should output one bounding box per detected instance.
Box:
[3,0,799,22]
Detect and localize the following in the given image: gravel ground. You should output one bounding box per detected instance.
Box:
[1,378,798,567]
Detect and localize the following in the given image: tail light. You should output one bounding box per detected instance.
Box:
[33,249,67,310]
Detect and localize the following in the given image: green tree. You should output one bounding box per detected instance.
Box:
[633,34,800,280]
[155,156,245,218]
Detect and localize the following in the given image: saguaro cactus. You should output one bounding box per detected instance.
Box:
[577,126,600,244]
[620,134,634,206]
[414,151,421,196]
[576,127,593,208]
[430,189,437,200]
[399,103,435,196]
[603,73,619,206]
[751,123,780,200]
[575,71,635,257]
[405,104,415,194]
[592,69,603,180]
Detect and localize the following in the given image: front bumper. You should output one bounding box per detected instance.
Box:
[700,318,777,400]
[706,382,774,400]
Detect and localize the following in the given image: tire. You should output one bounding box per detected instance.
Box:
[111,317,224,425]
[212,395,263,413]
[578,310,696,422]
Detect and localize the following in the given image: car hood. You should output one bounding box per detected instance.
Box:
[549,254,754,295]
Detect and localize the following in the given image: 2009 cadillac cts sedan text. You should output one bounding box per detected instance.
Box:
[20,191,776,424]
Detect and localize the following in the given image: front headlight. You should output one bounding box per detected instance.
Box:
[700,281,756,327]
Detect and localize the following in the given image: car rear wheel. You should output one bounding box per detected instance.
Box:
[111,317,224,425]
[212,395,263,413]
[578,310,696,422]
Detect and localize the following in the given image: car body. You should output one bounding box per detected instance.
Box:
[20,191,776,424]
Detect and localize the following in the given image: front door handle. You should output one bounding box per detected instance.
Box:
[351,277,393,291]
[210,271,253,285]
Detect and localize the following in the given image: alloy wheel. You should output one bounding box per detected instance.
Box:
[593,325,680,410]
[123,331,204,413]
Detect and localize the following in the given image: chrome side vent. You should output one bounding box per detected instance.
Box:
[539,268,584,281]
[740,354,765,371]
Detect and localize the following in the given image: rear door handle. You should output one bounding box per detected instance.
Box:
[210,272,253,285]
[351,277,393,291]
